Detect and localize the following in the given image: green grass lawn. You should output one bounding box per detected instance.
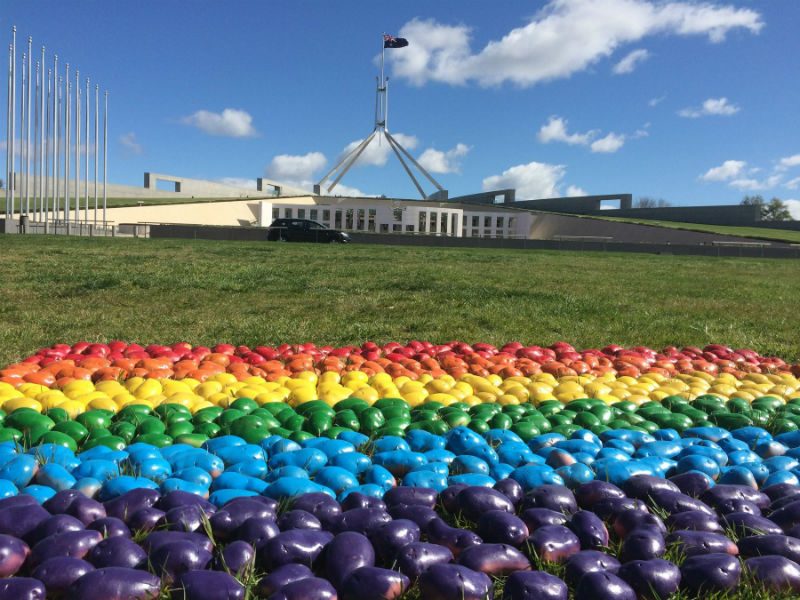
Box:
[585,214,800,244]
[1,235,799,366]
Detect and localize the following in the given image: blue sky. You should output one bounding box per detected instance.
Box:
[3,1,799,214]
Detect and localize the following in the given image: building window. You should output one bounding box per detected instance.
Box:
[357,209,366,230]
[345,209,354,230]
[393,208,403,221]
[310,209,318,221]
[272,208,279,219]
[323,209,331,223]
[368,209,376,232]
[484,216,492,228]
[419,211,427,232]
[451,214,457,235]
[497,216,504,228]
[472,215,479,227]
[284,208,293,218]
[430,212,438,231]
[297,208,306,219]
[334,210,342,228]
[392,224,402,232]
[406,225,414,232]
[380,224,389,233]
[472,229,479,237]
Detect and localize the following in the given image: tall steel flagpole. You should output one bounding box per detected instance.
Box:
[10,28,16,221]
[103,90,107,226]
[20,51,26,217]
[45,66,51,227]
[64,63,70,226]
[53,57,58,224]
[94,84,98,227]
[74,69,79,224]
[25,37,32,218]
[33,60,39,221]
[84,77,88,224]
[5,45,10,219]
[39,47,45,222]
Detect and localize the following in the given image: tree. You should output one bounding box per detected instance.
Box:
[635,196,671,208]
[741,195,793,221]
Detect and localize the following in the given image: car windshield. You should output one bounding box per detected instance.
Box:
[308,221,328,229]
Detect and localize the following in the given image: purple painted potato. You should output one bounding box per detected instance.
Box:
[574,481,625,509]
[31,557,94,596]
[383,487,437,508]
[769,500,800,531]
[764,483,800,502]
[0,534,30,577]
[142,530,214,554]
[43,490,83,514]
[520,485,577,515]
[236,517,280,549]
[418,564,493,600]
[620,529,666,563]
[210,499,275,541]
[0,504,50,539]
[150,540,213,582]
[477,511,529,547]
[156,491,216,514]
[278,509,322,531]
[623,475,680,500]
[680,553,741,593]
[669,472,714,498]
[127,508,165,533]
[568,511,609,550]
[520,508,567,532]
[66,496,107,526]
[715,498,761,516]
[526,525,581,563]
[26,514,85,546]
[259,529,334,570]
[427,518,482,558]
[324,531,376,589]
[369,519,421,562]
[666,510,722,532]
[647,490,714,517]
[0,495,38,511]
[30,529,103,567]
[387,504,439,532]
[103,488,160,522]
[395,541,454,579]
[336,508,393,537]
[665,530,739,557]
[0,577,46,600]
[738,534,800,563]
[744,555,800,592]
[618,558,681,600]
[723,512,782,536]
[593,497,648,522]
[502,570,568,600]
[564,550,621,586]
[612,510,666,539]
[440,485,469,513]
[290,493,342,530]
[341,492,386,512]
[87,517,131,539]
[171,570,245,600]
[458,543,531,576]
[701,485,769,511]
[494,479,524,507]
[66,567,161,600]
[269,577,338,600]
[86,536,147,569]
[575,571,636,600]
[165,505,209,533]
[457,487,514,521]
[340,566,411,599]
[256,564,313,597]
[216,540,254,575]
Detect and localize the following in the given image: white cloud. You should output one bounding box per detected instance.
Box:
[417,143,470,174]
[785,199,800,220]
[327,183,370,197]
[678,97,740,118]
[700,159,747,181]
[181,108,257,137]
[218,177,257,189]
[591,132,626,153]
[538,117,593,145]
[341,133,419,167]
[538,116,628,153]
[566,185,587,196]
[777,154,800,171]
[785,177,800,191]
[648,95,666,107]
[482,161,569,199]
[266,152,327,182]
[119,132,143,155]
[390,2,761,87]
[613,48,650,74]
[730,174,783,191]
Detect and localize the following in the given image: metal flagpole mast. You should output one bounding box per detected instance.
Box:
[5,45,10,220]
[20,51,25,217]
[64,63,69,226]
[45,66,51,227]
[33,60,39,221]
[84,77,88,224]
[53,57,58,224]
[39,47,45,222]
[103,90,107,226]
[25,37,31,218]
[74,70,79,224]
[10,28,16,221]
[94,84,98,227]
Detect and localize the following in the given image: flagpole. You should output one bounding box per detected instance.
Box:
[5,44,11,220]
[20,51,26,218]
[10,28,16,222]
[84,77,89,224]
[103,90,107,227]
[74,69,79,224]
[25,37,32,219]
[64,63,69,226]
[94,84,98,227]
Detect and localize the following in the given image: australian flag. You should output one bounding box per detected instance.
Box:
[384,34,409,49]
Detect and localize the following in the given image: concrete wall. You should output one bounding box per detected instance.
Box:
[585,204,762,226]
[479,194,634,211]
[106,198,279,226]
